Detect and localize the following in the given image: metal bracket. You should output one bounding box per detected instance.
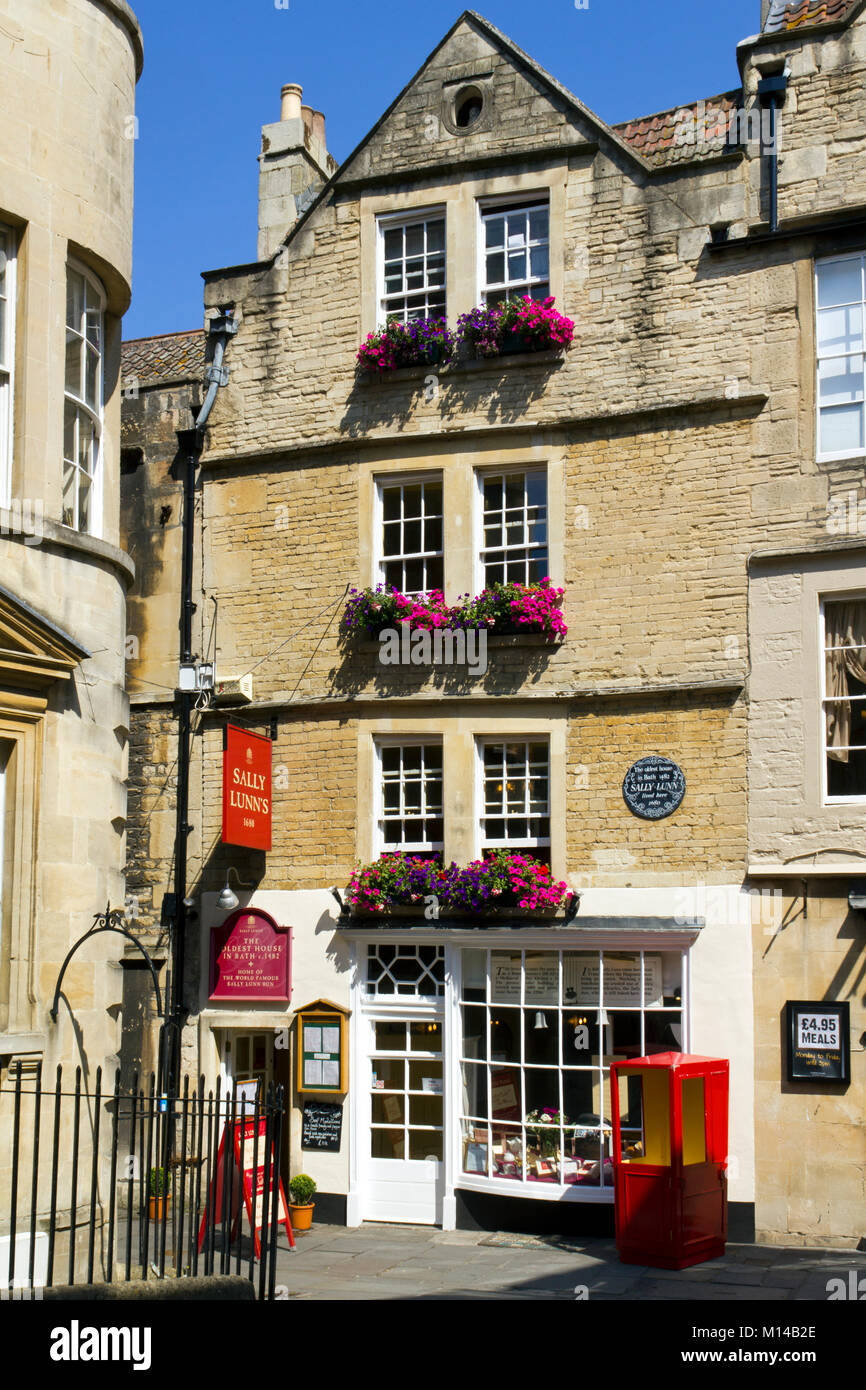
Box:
[50,903,164,1021]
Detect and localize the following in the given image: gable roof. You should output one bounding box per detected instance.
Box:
[262,8,652,264]
[763,0,862,31]
[456,10,650,172]
[121,329,206,388]
[614,91,741,168]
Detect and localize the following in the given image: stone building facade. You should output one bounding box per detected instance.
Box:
[0,0,142,1270]
[124,6,865,1244]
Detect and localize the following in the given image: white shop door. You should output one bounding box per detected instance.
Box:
[361,1013,445,1225]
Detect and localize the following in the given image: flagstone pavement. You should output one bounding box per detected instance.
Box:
[272,1223,866,1301]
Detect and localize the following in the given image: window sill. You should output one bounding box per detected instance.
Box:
[356,350,567,387]
[456,1173,614,1203]
[352,631,563,651]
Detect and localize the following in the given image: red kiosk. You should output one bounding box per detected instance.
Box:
[610,1052,729,1269]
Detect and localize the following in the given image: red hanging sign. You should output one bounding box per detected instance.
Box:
[222,724,272,850]
[198,1116,294,1258]
[209,908,291,1001]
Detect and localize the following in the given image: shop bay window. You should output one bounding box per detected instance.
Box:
[378,476,443,595]
[377,740,443,855]
[480,739,550,863]
[481,200,550,305]
[379,212,446,325]
[822,595,866,799]
[816,253,866,460]
[479,469,548,587]
[63,264,104,534]
[459,948,685,1190]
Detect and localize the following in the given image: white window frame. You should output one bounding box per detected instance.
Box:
[475,737,551,859]
[473,466,549,592]
[819,590,866,804]
[375,473,444,597]
[363,942,446,1000]
[63,260,105,537]
[374,737,444,858]
[0,224,16,510]
[376,207,446,327]
[477,195,550,306]
[815,252,866,464]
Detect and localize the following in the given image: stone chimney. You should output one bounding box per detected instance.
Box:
[257,83,337,261]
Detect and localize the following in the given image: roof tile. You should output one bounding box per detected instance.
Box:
[763,0,859,32]
[121,329,206,387]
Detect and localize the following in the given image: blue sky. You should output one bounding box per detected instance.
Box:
[126,0,760,339]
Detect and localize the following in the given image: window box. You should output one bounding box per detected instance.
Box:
[347,851,569,916]
[341,580,566,642]
[456,297,573,361]
[356,317,455,375]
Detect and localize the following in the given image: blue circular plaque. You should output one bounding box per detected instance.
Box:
[622,756,686,820]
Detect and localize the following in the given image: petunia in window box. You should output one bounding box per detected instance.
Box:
[356,317,455,373]
[341,586,452,639]
[453,579,567,640]
[341,580,566,641]
[456,297,574,360]
[347,849,569,916]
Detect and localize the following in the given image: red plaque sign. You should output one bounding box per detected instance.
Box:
[209,908,291,1001]
[222,723,272,850]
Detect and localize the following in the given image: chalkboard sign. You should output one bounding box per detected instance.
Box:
[785,1000,850,1083]
[301,1100,343,1152]
[622,756,686,820]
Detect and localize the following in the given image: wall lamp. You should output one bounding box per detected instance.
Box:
[218,867,254,912]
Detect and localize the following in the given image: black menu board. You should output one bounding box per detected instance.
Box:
[301,1100,343,1151]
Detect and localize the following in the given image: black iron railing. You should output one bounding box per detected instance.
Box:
[0,1062,287,1300]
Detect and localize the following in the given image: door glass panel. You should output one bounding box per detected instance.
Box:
[375,1021,406,1051]
[410,1020,441,1051]
[372,1093,405,1126]
[372,1129,405,1159]
[409,1093,442,1126]
[408,1059,442,1091]
[409,1130,442,1161]
[371,1058,404,1089]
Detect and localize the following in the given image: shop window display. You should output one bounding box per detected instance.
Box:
[458,947,686,1192]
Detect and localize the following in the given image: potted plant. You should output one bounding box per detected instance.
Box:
[288,1173,317,1232]
[148,1166,170,1221]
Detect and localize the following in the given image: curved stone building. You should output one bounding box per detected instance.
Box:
[0,0,141,1147]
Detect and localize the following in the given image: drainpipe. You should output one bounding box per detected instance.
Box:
[757,71,788,234]
[166,308,238,1095]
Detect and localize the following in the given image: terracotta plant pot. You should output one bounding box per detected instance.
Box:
[148,1195,170,1221]
[289,1202,314,1232]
